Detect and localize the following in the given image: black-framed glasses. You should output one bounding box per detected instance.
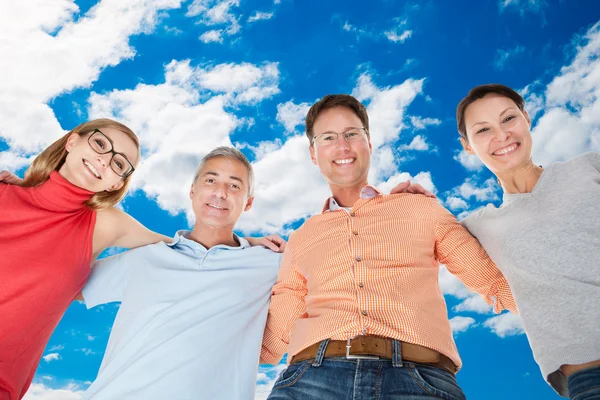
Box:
[312,127,369,147]
[87,129,135,178]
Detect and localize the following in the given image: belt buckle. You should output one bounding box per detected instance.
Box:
[345,338,379,360]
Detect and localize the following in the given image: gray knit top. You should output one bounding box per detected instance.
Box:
[460,152,600,397]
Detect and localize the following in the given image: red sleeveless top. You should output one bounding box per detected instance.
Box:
[0,171,96,399]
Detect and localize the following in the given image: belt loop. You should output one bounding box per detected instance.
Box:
[311,339,330,367]
[392,339,403,368]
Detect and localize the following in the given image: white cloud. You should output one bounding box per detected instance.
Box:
[529,22,600,165]
[276,100,311,134]
[377,171,435,195]
[410,116,441,130]
[494,45,525,69]
[341,18,412,44]
[187,0,242,41]
[352,73,424,149]
[520,82,545,120]
[484,312,525,337]
[42,353,61,363]
[199,29,223,43]
[454,149,484,171]
[445,196,468,211]
[385,29,412,43]
[453,294,493,314]
[449,316,477,334]
[438,265,471,299]
[456,177,500,203]
[248,11,274,23]
[0,0,183,155]
[76,348,96,356]
[398,135,429,151]
[499,0,547,15]
[238,139,283,162]
[0,151,33,173]
[255,363,286,399]
[236,134,330,233]
[88,59,280,216]
[24,383,83,400]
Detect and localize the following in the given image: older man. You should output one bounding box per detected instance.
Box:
[81,147,282,400]
[261,94,517,399]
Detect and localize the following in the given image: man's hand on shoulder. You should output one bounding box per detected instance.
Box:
[0,170,23,185]
[389,180,435,198]
[246,234,287,253]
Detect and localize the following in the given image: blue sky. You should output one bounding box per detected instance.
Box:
[2,0,600,399]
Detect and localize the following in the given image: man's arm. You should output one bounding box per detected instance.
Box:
[260,233,308,364]
[433,201,517,314]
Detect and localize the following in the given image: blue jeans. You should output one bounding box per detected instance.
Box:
[267,340,465,400]
[568,365,600,400]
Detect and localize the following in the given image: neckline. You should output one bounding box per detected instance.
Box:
[502,165,551,205]
[35,171,95,212]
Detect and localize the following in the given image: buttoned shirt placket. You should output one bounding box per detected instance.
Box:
[327,186,379,339]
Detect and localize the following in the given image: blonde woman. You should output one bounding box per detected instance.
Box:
[0,119,283,399]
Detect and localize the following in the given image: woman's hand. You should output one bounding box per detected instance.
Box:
[246,234,287,253]
[389,180,436,198]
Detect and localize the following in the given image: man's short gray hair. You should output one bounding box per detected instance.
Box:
[192,146,255,197]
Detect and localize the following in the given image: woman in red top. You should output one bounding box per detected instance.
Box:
[0,118,168,400]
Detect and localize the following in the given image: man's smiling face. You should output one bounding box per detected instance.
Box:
[190,156,253,229]
[309,106,372,191]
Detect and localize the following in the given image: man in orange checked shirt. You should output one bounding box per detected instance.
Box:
[261,94,517,399]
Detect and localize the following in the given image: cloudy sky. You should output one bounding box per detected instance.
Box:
[3,0,599,399]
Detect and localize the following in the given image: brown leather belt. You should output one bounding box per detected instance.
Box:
[290,336,457,375]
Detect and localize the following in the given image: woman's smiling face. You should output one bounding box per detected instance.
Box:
[462,93,533,174]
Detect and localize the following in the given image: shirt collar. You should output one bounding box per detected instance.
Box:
[322,185,382,213]
[167,230,251,251]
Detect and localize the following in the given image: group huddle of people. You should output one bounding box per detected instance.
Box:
[0,84,598,400]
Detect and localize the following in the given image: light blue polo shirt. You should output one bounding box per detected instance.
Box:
[82,231,282,400]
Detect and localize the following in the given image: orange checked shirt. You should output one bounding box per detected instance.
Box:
[261,186,517,369]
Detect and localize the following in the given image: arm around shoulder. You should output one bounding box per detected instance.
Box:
[433,201,518,314]
[95,207,171,252]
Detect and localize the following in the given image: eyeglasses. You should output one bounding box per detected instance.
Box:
[312,127,369,147]
[87,129,136,178]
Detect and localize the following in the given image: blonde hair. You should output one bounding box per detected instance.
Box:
[21,118,141,209]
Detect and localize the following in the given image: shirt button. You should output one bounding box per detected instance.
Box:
[350,212,356,217]
[352,230,358,235]
[358,282,364,288]
[361,310,368,316]
[356,256,362,262]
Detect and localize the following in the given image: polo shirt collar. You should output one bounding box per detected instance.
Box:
[322,185,382,213]
[167,230,251,251]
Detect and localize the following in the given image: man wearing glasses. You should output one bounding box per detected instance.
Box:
[261,94,517,399]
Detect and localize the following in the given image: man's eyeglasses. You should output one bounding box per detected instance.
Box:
[312,127,369,147]
[87,129,135,178]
